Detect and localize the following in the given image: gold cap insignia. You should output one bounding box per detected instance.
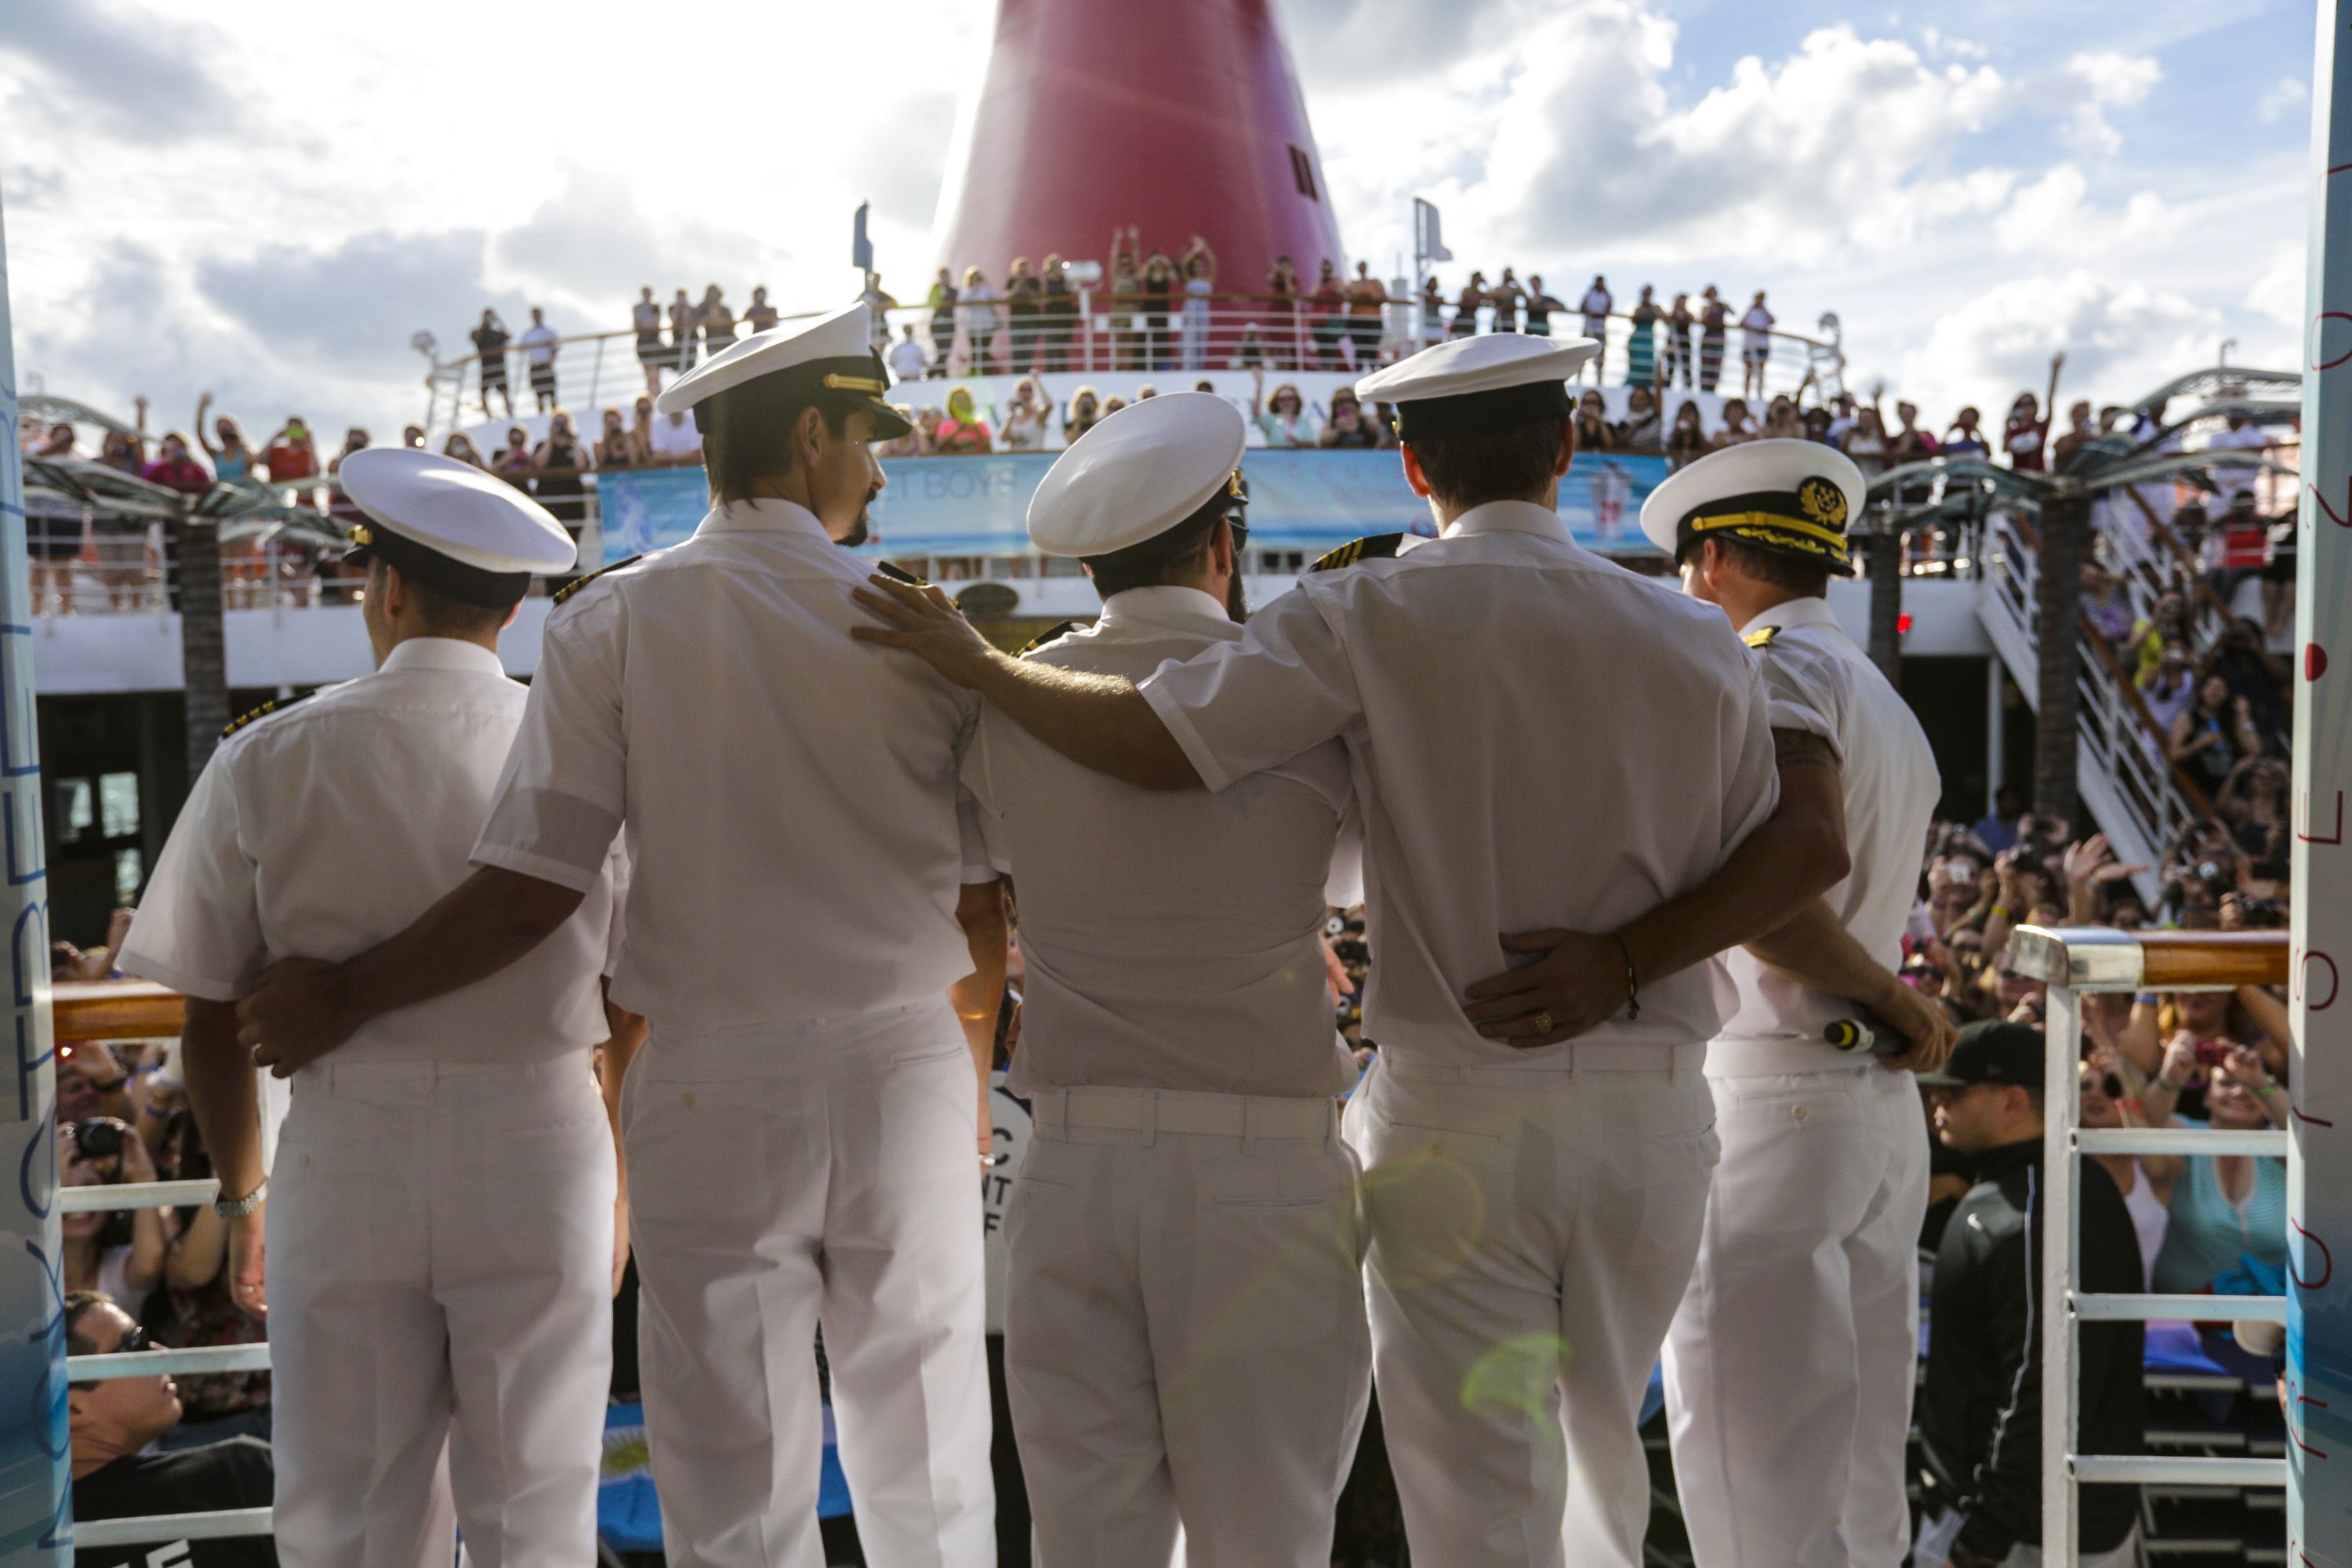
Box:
[1797,477,1847,531]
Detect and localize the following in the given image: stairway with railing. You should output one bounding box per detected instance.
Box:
[1976,504,2206,901]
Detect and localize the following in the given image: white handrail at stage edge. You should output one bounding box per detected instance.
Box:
[2009,923,2294,1560]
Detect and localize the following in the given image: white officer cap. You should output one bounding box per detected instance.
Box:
[339,446,576,605]
[1639,437,1865,575]
[654,301,910,439]
[1027,392,1247,557]
[1355,332,1599,442]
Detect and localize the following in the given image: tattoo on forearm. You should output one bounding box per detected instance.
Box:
[1772,727,1839,771]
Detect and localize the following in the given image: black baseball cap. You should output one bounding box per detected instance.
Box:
[1917,1020,2043,1089]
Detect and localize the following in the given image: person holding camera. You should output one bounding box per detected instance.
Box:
[118,448,629,1568]
[2139,1032,2288,1295]
[60,1117,169,1314]
[1641,441,1955,1568]
[967,394,1370,1566]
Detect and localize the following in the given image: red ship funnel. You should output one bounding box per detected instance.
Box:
[931,0,1345,300]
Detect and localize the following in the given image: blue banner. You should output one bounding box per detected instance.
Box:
[597,451,1671,565]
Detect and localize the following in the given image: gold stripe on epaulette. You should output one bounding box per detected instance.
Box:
[1017,620,1080,657]
[553,555,641,607]
[1743,626,1780,650]
[1308,532,1405,573]
[877,562,930,588]
[221,693,310,740]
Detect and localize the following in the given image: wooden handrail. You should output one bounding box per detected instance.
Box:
[2136,931,2288,988]
[2012,925,2288,989]
[53,981,185,1043]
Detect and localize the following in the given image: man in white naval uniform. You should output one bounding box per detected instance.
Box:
[118,448,624,1568]
[238,307,1006,1568]
[1645,441,1951,1568]
[848,332,1857,1568]
[969,394,1370,1566]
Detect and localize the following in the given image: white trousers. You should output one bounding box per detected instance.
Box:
[1004,1087,1371,1568]
[1348,1055,1719,1568]
[1664,1065,1929,1568]
[269,1057,615,1568]
[624,1004,995,1568]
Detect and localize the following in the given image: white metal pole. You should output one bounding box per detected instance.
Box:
[2041,982,2082,1560]
[2290,5,2352,1555]
[1987,659,2007,818]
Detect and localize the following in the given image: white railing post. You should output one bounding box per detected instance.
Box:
[2042,976,2082,1563]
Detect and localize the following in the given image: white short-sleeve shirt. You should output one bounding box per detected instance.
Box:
[471,499,990,1031]
[1709,596,1943,1073]
[964,586,1360,1099]
[118,637,621,1065]
[1138,499,1781,1067]
[647,412,702,459]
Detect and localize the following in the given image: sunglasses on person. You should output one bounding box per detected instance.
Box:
[111,1325,154,1354]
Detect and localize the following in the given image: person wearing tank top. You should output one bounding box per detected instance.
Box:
[2138,1034,2288,1294]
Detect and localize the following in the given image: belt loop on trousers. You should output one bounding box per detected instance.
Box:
[1140,1090,1159,1149]
[1668,1047,1682,1087]
[1240,1098,1260,1156]
[1570,1043,1587,1088]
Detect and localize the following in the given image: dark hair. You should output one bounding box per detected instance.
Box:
[699,379,865,504]
[367,559,514,638]
[1704,534,1832,599]
[1406,418,1564,510]
[1082,492,1230,597]
[63,1290,109,1357]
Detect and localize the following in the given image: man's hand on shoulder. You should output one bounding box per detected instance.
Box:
[238,956,363,1078]
[849,575,1007,690]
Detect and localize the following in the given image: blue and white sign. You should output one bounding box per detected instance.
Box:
[597,451,1674,566]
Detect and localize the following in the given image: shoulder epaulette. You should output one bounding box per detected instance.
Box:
[221,692,310,741]
[552,555,641,608]
[1017,620,1081,657]
[1308,533,1406,573]
[1742,626,1780,650]
[877,561,929,587]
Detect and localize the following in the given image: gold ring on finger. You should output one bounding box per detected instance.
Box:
[1534,1010,1554,1033]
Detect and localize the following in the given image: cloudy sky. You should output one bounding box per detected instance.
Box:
[0,0,2315,441]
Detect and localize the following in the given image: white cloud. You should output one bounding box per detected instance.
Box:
[0,0,2307,445]
[2259,75,2309,124]
[2245,240,2306,330]
[2065,51,2161,154]
[1897,270,2220,419]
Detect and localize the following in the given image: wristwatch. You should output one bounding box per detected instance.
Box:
[213,1180,266,1219]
